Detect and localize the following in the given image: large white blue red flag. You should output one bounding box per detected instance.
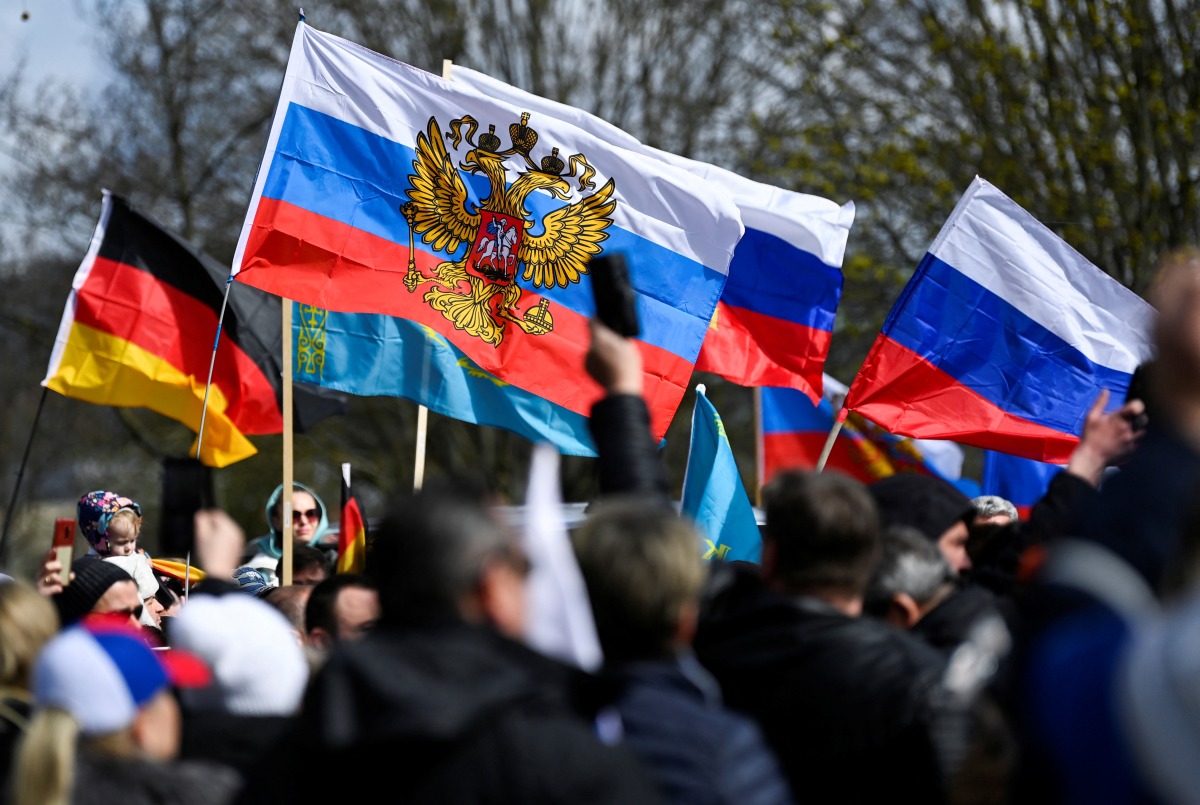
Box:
[231,24,743,444]
[844,177,1154,463]
[451,66,854,403]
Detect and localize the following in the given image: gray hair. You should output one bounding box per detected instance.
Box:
[971,495,1019,521]
[864,526,956,617]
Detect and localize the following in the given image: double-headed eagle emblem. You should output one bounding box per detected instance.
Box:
[401,112,617,346]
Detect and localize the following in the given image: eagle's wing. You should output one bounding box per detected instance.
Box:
[407,117,478,254]
[519,178,616,289]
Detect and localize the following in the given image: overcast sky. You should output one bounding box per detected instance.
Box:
[1,0,105,88]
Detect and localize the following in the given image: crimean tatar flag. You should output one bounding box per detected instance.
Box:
[43,191,344,467]
[295,307,596,456]
[337,462,367,574]
[452,65,854,402]
[232,24,743,445]
[843,177,1155,463]
[681,386,761,563]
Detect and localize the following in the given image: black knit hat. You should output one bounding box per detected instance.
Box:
[53,557,136,626]
[868,474,975,543]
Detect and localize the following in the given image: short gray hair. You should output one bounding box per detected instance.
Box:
[971,495,1018,521]
[864,526,956,617]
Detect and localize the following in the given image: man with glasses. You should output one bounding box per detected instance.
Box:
[50,557,147,630]
[239,482,336,587]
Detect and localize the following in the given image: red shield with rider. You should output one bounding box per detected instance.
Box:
[470,211,525,282]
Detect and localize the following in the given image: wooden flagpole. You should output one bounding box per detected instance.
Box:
[815,406,848,473]
[752,387,764,506]
[409,57,461,493]
[281,299,294,586]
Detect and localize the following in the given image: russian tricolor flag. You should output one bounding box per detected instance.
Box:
[759,375,964,486]
[232,24,743,445]
[452,66,854,403]
[844,177,1155,464]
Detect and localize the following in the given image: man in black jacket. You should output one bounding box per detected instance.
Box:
[584,320,968,803]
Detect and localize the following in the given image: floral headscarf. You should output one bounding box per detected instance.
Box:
[77,490,142,555]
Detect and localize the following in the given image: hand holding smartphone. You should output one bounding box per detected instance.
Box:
[589,253,640,338]
[51,518,75,585]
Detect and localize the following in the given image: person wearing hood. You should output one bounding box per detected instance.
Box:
[239,483,334,586]
[242,481,662,804]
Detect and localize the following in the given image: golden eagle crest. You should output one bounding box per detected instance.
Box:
[401,112,617,346]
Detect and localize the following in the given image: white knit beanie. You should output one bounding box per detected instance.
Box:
[169,592,309,716]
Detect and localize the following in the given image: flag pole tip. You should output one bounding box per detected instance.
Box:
[298,7,305,21]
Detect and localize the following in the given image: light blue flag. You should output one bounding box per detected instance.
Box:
[681,385,762,563]
[293,305,597,456]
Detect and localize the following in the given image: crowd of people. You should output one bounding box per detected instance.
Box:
[3,249,1200,803]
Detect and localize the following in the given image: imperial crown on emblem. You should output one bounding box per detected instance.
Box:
[401,113,617,347]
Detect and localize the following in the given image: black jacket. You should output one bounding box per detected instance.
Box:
[252,622,662,804]
[694,562,959,804]
[589,393,963,801]
[606,655,794,805]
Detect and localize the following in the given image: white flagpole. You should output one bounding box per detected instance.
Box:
[194,275,236,462]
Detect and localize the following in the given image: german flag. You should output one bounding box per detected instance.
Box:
[43,191,345,466]
[337,462,366,574]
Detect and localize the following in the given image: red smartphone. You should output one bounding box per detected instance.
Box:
[52,518,76,585]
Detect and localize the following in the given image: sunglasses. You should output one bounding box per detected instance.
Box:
[117,604,144,620]
[291,508,320,521]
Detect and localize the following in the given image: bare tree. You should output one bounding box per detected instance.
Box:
[0,0,774,561]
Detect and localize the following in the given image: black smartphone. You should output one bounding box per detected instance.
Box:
[159,457,214,558]
[589,253,641,337]
[1124,359,1152,430]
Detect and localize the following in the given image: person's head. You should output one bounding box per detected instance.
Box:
[0,579,60,690]
[76,490,142,558]
[102,509,142,557]
[304,574,380,653]
[761,470,883,613]
[261,584,314,640]
[53,558,145,628]
[868,474,976,573]
[571,496,705,664]
[863,526,958,629]
[232,565,273,597]
[169,590,309,718]
[290,544,331,586]
[266,483,329,548]
[369,481,528,637]
[1149,248,1200,400]
[26,617,210,762]
[971,495,1019,528]
[154,582,182,619]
